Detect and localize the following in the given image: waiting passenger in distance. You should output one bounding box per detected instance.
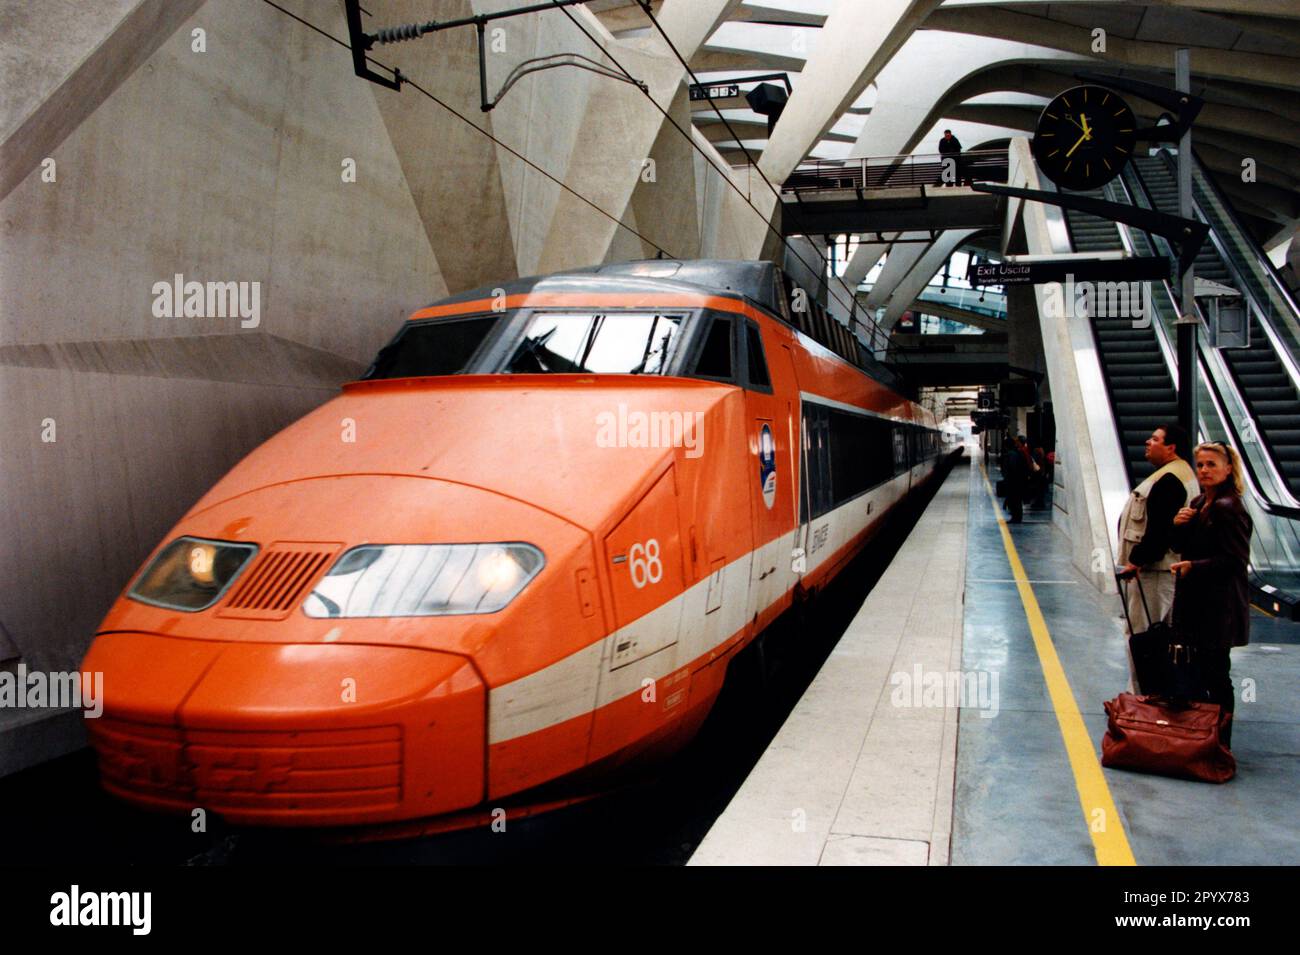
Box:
[1000,434,1030,523]
[1169,441,1253,748]
[938,129,963,186]
[1116,423,1197,692]
[1029,445,1049,508]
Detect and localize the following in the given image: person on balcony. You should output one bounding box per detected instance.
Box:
[938,130,963,186]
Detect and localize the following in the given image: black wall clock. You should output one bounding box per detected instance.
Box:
[1031,85,1137,191]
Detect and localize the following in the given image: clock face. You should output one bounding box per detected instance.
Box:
[1031,85,1136,191]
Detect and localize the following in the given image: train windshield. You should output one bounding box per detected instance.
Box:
[365,315,498,380]
[504,312,684,375]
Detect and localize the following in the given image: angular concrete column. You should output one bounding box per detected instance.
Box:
[842,241,888,288]
[0,0,206,201]
[758,0,940,185]
[367,0,517,293]
[865,243,927,310]
[1007,137,1126,593]
[467,0,741,273]
[880,229,978,330]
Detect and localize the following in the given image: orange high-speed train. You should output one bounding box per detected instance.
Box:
[82,259,956,831]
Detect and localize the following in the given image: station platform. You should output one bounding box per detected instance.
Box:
[690,452,1300,866]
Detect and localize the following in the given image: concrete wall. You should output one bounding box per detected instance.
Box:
[0,0,773,772]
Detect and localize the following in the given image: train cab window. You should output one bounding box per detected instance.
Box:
[743,320,772,391]
[365,315,498,380]
[691,314,734,380]
[505,312,683,375]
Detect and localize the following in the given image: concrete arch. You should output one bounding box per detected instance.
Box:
[902,62,1300,161]
[846,33,1092,160]
[925,5,1300,92]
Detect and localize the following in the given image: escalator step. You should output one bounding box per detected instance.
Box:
[1113,390,1177,404]
[1241,387,1299,401]
[1252,430,1300,445]
[1105,362,1165,373]
[1236,374,1292,388]
[1102,348,1164,357]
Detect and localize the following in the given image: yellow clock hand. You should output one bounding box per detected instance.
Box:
[1080,113,1092,137]
[1066,130,1089,157]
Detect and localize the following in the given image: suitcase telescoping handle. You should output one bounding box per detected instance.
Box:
[1114,567,1155,631]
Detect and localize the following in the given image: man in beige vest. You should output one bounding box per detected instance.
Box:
[1117,422,1199,692]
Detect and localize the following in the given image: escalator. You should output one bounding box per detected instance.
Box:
[1063,188,1178,484]
[1130,153,1300,499]
[1057,160,1300,616]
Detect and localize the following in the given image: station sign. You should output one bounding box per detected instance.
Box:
[967,257,1171,287]
[690,83,740,101]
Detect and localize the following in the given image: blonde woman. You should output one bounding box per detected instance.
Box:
[1169,441,1252,747]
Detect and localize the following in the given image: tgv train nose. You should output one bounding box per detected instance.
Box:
[82,632,485,826]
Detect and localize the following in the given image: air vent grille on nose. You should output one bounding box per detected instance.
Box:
[218,543,340,620]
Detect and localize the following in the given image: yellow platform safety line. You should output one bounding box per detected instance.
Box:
[978,463,1136,866]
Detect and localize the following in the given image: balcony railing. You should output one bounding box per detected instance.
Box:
[783,149,1010,194]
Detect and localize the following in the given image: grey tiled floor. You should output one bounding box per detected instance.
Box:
[954,455,1300,865]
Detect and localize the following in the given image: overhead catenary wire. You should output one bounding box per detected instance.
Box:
[547,0,886,348]
[261,0,889,355]
[258,0,676,260]
[637,3,890,347]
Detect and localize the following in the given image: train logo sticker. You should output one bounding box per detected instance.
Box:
[758,424,777,509]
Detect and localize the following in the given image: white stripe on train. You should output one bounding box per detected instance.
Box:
[487,463,928,745]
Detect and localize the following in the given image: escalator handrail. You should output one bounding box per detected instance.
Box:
[1178,297,1300,520]
[1152,151,1300,385]
[1114,167,1300,521]
[1172,149,1300,320]
[1140,152,1299,324]
[1124,161,1300,510]
[1198,219,1300,402]
[1194,348,1300,522]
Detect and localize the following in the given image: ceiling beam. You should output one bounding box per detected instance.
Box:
[923,6,1300,91]
[732,4,827,27]
[690,47,807,74]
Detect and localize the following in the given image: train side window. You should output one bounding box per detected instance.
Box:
[692,314,734,380]
[743,320,772,392]
[773,269,793,323]
[892,426,909,476]
[802,402,833,520]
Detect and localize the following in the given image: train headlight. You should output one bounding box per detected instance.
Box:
[302,543,545,618]
[127,537,258,611]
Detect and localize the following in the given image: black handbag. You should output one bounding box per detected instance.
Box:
[995,478,1008,497]
[1117,570,1206,702]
